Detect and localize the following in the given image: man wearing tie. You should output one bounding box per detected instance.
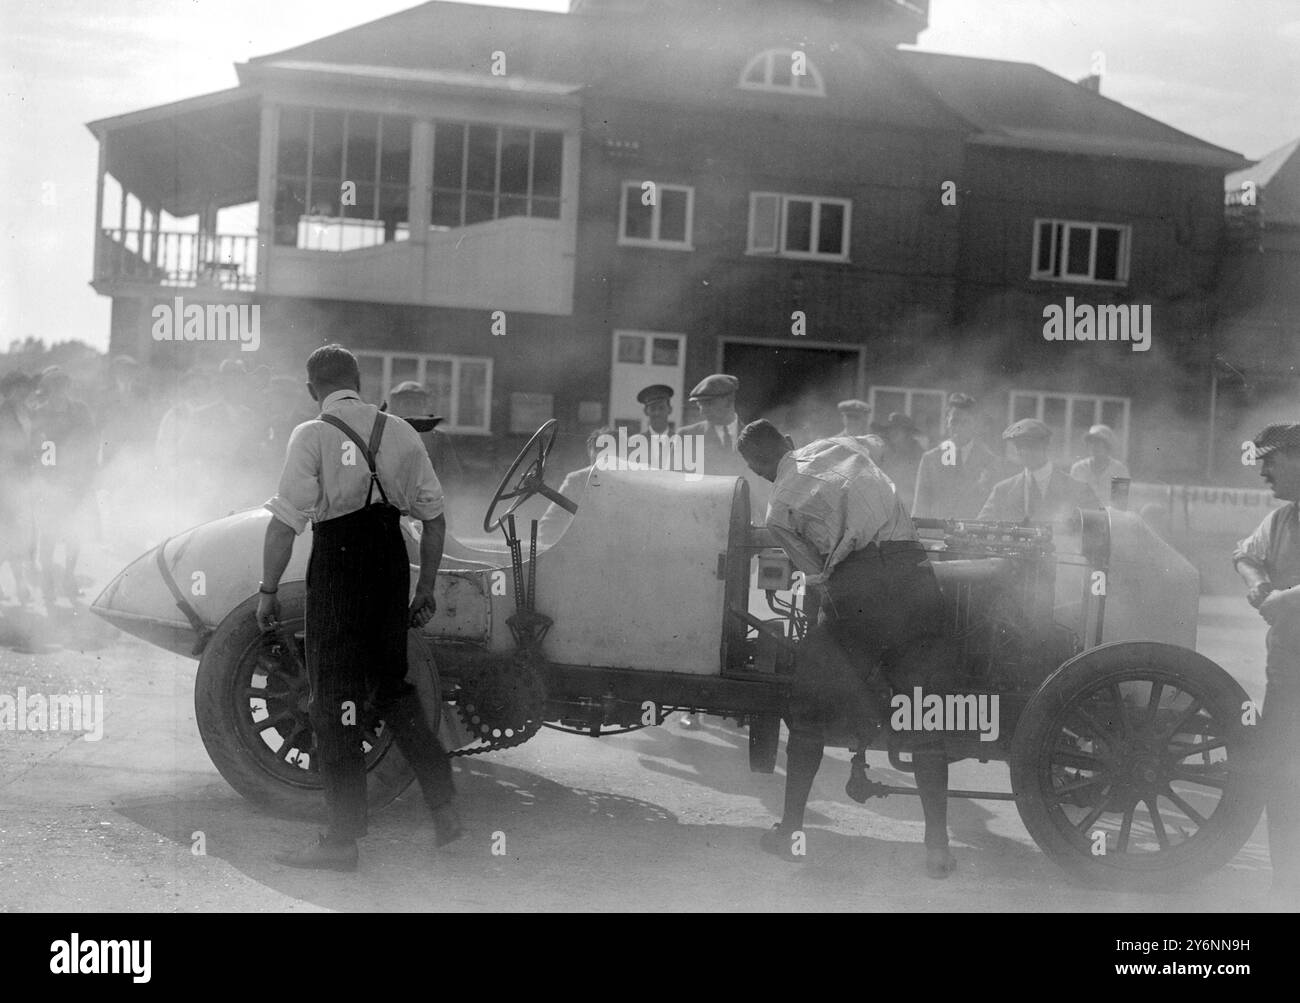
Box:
[912,393,1006,520]
[677,374,748,478]
[977,418,1100,525]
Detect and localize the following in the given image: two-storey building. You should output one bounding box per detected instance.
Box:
[88,0,1245,481]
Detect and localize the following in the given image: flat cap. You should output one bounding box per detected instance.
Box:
[1252,423,1300,458]
[837,399,872,414]
[688,374,739,400]
[881,411,919,434]
[1083,424,1120,452]
[389,380,426,397]
[1003,418,1052,442]
[637,384,674,405]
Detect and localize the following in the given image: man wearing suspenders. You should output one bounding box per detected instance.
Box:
[257,345,459,871]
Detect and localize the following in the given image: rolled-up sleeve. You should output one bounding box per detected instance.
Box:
[264,423,320,535]
[402,427,445,522]
[1234,510,1275,571]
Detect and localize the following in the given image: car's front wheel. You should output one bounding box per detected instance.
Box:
[194,585,432,819]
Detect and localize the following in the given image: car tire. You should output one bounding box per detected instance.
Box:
[1011,641,1263,891]
[194,585,417,820]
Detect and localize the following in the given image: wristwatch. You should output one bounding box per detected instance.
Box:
[258,582,278,595]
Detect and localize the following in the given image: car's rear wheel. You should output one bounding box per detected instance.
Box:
[1011,642,1263,890]
[194,586,433,819]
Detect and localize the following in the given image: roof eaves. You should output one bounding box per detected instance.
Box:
[85,87,258,140]
[1227,137,1300,190]
[970,129,1246,170]
[242,59,582,96]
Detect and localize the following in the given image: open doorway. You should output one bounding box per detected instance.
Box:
[719,338,863,444]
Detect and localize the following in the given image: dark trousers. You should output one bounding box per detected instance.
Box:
[1264,624,1300,890]
[306,504,454,841]
[783,543,958,846]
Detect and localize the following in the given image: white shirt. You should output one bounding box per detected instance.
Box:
[1070,456,1130,502]
[766,437,915,580]
[265,389,444,534]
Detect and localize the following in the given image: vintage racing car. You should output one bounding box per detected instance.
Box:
[92,420,1263,889]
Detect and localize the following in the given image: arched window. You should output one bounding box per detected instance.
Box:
[738,49,825,97]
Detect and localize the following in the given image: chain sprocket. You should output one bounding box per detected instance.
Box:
[448,652,547,757]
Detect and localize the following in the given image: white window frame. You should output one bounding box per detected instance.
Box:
[1031,218,1131,286]
[738,49,826,97]
[355,350,494,435]
[747,192,851,262]
[1007,389,1131,462]
[868,386,948,434]
[618,182,695,250]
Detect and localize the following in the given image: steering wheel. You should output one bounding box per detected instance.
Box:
[483,419,579,534]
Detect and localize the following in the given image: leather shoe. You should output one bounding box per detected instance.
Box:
[432,803,464,847]
[759,823,808,863]
[846,759,882,803]
[275,834,358,872]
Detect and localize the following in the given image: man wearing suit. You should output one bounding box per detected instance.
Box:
[677,373,749,479]
[677,374,746,728]
[913,393,1006,520]
[977,418,1101,525]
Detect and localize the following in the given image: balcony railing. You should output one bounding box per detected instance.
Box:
[98,227,258,291]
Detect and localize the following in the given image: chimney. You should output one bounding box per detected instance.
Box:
[1076,73,1102,94]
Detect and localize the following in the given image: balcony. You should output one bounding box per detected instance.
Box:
[97,227,258,292]
[88,85,579,314]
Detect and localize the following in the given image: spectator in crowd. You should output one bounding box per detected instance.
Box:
[386,381,464,494]
[912,393,1006,520]
[1070,424,1130,505]
[837,400,886,463]
[678,374,748,478]
[874,412,925,513]
[637,384,676,436]
[30,366,98,602]
[0,371,38,603]
[978,419,1101,525]
[538,427,610,545]
[155,367,214,471]
[96,354,157,468]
